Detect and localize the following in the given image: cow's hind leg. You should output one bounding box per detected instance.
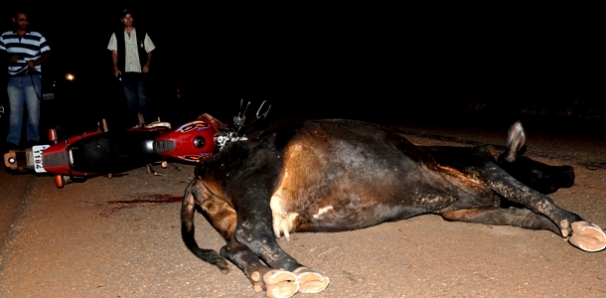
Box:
[568,221,606,252]
[441,205,606,252]
[440,207,560,234]
[480,165,606,252]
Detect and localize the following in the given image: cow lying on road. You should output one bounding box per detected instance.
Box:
[181,119,603,298]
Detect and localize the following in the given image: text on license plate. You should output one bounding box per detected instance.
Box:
[33,145,50,173]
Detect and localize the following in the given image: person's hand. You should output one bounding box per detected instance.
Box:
[27,60,35,69]
[142,64,149,73]
[114,68,122,78]
[10,55,19,63]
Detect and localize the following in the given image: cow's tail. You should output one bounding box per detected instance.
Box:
[181,180,230,273]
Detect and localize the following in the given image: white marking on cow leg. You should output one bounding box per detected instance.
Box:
[270,204,299,241]
[270,170,299,241]
[270,193,284,238]
[312,206,334,219]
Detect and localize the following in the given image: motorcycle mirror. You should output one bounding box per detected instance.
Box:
[256,100,271,119]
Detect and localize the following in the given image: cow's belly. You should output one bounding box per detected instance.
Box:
[299,201,427,232]
[268,163,478,238]
[270,184,460,238]
[268,127,492,239]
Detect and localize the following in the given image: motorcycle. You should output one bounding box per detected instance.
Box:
[3,100,270,188]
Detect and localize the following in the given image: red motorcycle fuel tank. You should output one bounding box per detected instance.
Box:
[154,120,218,162]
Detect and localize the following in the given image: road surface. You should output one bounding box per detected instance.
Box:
[1,120,605,297]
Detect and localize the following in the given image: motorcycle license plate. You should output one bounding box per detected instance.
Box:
[32,145,50,173]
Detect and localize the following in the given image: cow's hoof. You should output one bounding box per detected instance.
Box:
[262,269,299,298]
[293,267,330,294]
[568,221,606,252]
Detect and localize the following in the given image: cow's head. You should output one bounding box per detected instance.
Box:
[498,121,575,194]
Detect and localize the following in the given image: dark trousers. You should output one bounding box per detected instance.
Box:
[120,72,149,124]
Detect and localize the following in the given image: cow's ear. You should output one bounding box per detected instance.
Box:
[501,121,526,163]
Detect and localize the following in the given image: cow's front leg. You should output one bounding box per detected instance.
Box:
[185,180,306,298]
[220,239,300,298]
[234,194,330,296]
[481,164,606,252]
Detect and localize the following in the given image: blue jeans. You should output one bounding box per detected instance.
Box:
[121,72,149,123]
[6,74,41,144]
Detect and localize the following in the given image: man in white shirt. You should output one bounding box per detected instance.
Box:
[107,8,155,127]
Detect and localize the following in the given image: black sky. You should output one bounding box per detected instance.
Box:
[2,3,603,122]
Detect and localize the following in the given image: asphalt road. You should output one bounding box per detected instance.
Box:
[1,120,605,298]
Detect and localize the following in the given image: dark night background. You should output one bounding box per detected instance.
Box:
[1,3,604,140]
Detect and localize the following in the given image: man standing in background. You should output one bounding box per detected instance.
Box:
[107,8,155,127]
[0,9,50,150]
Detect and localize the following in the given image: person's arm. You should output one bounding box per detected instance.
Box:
[112,50,121,77]
[27,52,50,69]
[28,35,51,69]
[142,33,155,73]
[107,33,121,77]
[0,36,17,65]
[142,51,151,73]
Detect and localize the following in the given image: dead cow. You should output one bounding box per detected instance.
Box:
[181,119,603,298]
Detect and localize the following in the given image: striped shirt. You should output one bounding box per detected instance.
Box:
[0,30,51,75]
[107,28,155,73]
